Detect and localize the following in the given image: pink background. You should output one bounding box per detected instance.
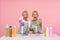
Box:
[0,0,60,37]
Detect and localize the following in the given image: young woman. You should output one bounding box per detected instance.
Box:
[30,11,42,34]
[17,11,29,34]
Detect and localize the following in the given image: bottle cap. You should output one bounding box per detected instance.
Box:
[9,26,12,28]
[14,25,16,27]
[6,24,9,28]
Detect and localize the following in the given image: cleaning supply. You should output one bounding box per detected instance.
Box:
[44,27,46,37]
[30,27,34,31]
[13,25,16,37]
[46,27,49,37]
[29,27,34,34]
[32,25,37,33]
[20,22,24,34]
[9,26,12,37]
[49,24,53,37]
[35,26,38,33]
[5,24,9,37]
[34,21,39,33]
[25,32,28,35]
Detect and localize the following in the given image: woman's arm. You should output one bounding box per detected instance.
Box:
[38,19,42,33]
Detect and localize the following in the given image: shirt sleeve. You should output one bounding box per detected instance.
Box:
[38,18,42,23]
[38,18,42,28]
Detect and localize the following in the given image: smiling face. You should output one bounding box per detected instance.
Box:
[22,11,28,18]
[32,11,39,20]
[32,12,38,18]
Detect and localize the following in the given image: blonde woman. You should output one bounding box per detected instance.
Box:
[30,11,42,34]
[17,11,29,34]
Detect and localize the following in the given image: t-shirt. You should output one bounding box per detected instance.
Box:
[30,18,42,33]
[30,19,42,27]
[17,17,29,34]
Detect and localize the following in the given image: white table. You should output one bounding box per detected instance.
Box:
[0,34,60,40]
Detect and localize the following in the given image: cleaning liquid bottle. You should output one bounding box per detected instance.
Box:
[49,24,53,37]
[20,22,24,34]
[9,26,12,37]
[25,26,29,35]
[25,31,28,35]
[46,27,49,37]
[5,24,9,37]
[44,27,46,37]
[34,21,39,33]
[13,25,16,37]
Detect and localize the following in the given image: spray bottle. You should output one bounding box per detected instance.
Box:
[20,22,24,34]
[13,25,16,37]
[49,24,53,37]
[5,24,9,37]
[9,26,12,37]
[44,27,46,37]
[46,27,49,37]
[34,21,39,33]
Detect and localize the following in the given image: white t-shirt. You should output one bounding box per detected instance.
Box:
[17,17,29,34]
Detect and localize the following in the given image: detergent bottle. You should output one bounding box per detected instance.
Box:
[44,27,46,37]
[5,24,9,37]
[13,25,16,37]
[20,22,24,34]
[49,24,53,37]
[9,26,12,37]
[46,27,49,37]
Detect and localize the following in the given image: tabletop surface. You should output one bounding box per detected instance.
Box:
[0,34,60,40]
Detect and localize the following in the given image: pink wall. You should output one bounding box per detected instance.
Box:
[0,0,60,37]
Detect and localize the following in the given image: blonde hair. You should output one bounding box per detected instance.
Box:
[22,11,28,16]
[32,11,38,16]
